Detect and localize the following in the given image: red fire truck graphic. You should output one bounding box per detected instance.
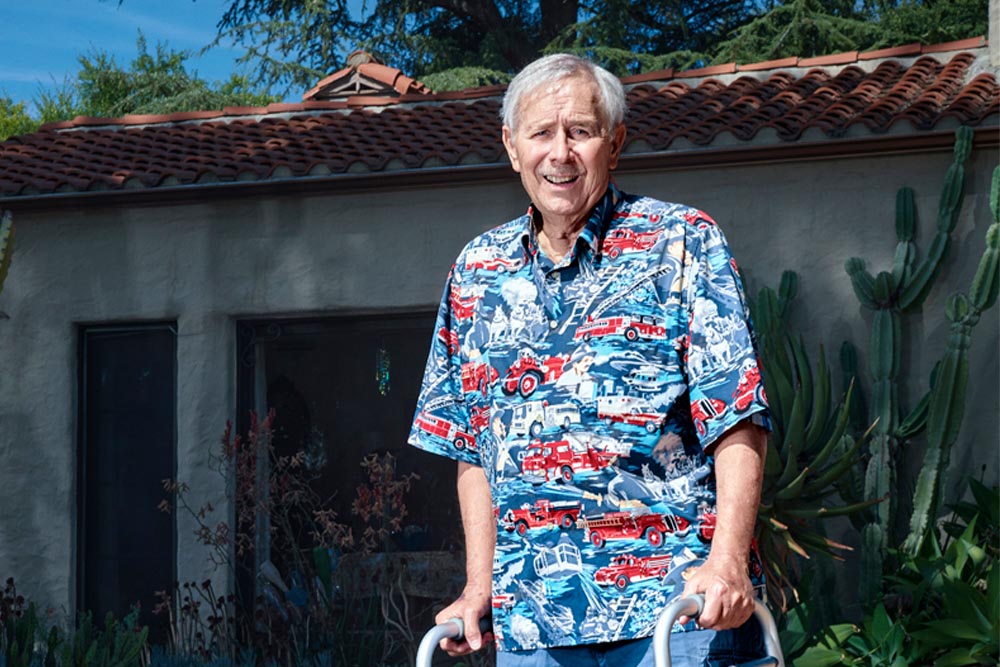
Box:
[461,361,498,396]
[502,350,567,398]
[413,413,476,451]
[601,228,663,259]
[574,315,667,342]
[501,499,583,535]
[690,397,727,436]
[594,554,673,590]
[581,511,689,548]
[437,326,460,355]
[469,405,490,433]
[464,246,521,273]
[731,365,765,412]
[597,395,667,433]
[521,440,617,483]
[449,284,481,321]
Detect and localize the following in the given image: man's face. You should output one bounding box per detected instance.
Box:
[502,75,626,230]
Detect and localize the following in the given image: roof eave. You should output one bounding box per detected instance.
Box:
[2,126,995,214]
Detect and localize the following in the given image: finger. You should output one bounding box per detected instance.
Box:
[439,637,471,657]
[698,590,724,628]
[464,609,483,651]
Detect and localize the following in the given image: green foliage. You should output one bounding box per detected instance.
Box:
[421,67,512,93]
[0,97,38,141]
[208,0,989,90]
[714,0,883,64]
[794,480,999,667]
[71,34,278,119]
[748,270,879,610]
[5,33,278,128]
[1,578,148,667]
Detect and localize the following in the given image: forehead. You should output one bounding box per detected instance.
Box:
[516,75,604,127]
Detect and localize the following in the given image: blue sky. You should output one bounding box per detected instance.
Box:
[0,0,265,112]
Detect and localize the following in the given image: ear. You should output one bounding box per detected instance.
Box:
[502,126,522,173]
[608,124,626,170]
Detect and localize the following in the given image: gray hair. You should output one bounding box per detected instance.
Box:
[501,53,626,134]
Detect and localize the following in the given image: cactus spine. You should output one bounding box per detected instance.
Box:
[843,127,998,600]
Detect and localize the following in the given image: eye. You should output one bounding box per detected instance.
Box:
[571,127,594,139]
[531,128,550,138]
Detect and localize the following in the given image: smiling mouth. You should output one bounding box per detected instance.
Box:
[544,174,580,184]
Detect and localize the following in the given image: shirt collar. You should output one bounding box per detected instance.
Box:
[520,182,622,264]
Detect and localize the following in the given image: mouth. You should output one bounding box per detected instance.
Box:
[543,173,580,185]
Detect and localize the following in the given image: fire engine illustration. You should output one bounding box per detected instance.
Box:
[449,283,481,322]
[413,413,475,451]
[596,395,667,433]
[501,499,583,535]
[600,227,663,259]
[580,510,689,548]
[437,326,460,355]
[521,440,618,483]
[469,405,490,433]
[464,245,522,273]
[594,553,673,590]
[574,314,667,342]
[690,397,727,436]
[731,364,765,412]
[509,400,582,436]
[502,350,568,398]
[461,360,499,396]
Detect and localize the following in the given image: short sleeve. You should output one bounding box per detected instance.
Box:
[682,212,771,449]
[407,266,483,467]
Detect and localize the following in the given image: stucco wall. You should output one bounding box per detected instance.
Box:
[0,144,996,616]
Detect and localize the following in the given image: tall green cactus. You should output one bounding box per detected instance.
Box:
[0,210,13,296]
[842,127,998,601]
[902,169,1000,554]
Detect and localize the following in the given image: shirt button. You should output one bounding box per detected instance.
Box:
[549,320,559,329]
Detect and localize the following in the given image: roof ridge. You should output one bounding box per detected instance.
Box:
[34,37,989,133]
[621,36,987,83]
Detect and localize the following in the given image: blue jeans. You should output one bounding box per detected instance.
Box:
[496,619,765,667]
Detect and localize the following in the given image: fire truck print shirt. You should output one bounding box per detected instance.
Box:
[408,185,770,651]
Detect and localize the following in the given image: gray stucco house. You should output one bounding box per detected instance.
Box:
[0,36,996,634]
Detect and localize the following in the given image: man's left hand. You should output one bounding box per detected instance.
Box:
[678,552,754,630]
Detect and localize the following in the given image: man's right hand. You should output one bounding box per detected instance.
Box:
[434,588,493,656]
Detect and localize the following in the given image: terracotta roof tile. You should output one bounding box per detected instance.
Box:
[0,46,995,199]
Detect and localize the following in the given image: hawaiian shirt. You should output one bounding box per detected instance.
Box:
[408,185,770,651]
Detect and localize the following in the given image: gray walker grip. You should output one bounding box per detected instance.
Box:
[416,617,464,667]
[652,595,784,667]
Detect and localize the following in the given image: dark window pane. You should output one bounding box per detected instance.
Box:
[237,314,462,559]
[79,325,176,639]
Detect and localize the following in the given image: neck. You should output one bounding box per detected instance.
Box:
[537,217,585,264]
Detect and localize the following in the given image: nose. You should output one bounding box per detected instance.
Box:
[549,128,572,162]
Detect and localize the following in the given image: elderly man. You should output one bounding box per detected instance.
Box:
[409,53,770,667]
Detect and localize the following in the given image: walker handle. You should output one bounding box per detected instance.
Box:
[652,595,784,667]
[415,616,493,667]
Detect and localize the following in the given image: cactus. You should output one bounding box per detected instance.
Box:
[0,210,13,296]
[840,127,999,600]
[902,173,1000,554]
[748,271,879,610]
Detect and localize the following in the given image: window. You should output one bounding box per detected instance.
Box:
[235,314,463,566]
[78,324,176,637]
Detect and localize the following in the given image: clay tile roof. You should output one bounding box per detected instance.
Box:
[0,42,995,200]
